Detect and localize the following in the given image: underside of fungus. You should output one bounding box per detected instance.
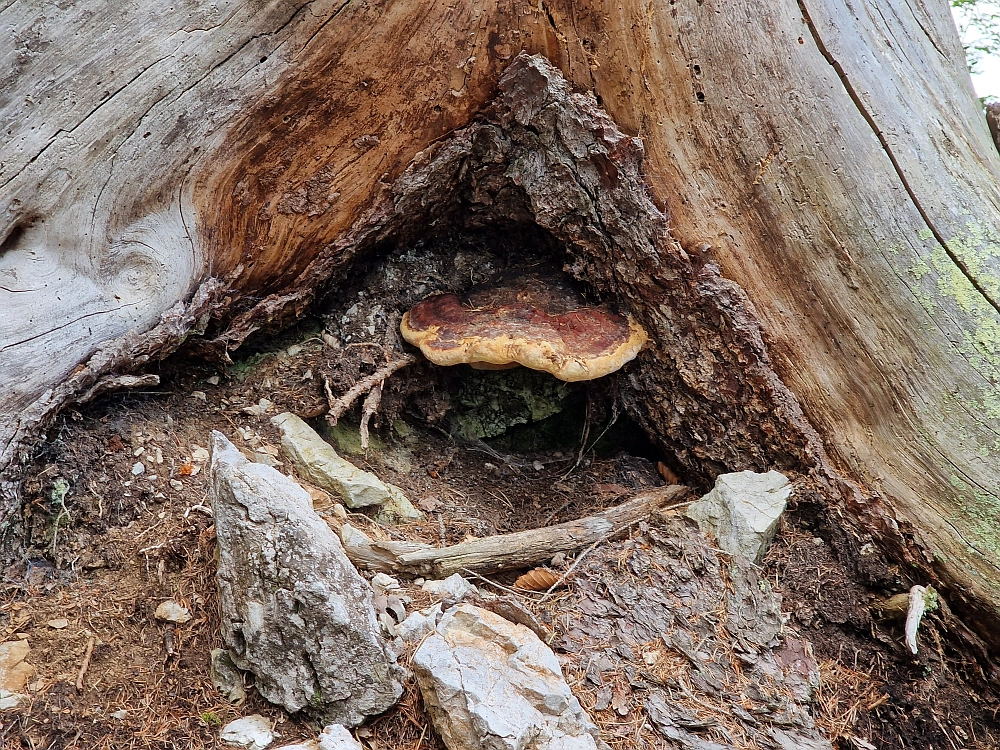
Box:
[400,271,647,382]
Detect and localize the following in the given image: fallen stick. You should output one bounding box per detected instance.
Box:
[325,355,414,426]
[341,484,688,577]
[76,636,96,690]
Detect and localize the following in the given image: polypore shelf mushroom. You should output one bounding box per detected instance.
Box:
[400,271,648,382]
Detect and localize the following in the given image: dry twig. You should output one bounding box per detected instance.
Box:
[76,636,96,690]
[325,355,415,426]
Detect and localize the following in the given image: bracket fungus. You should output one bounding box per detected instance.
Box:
[400,271,647,382]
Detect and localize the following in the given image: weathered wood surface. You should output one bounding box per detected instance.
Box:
[341,485,689,577]
[4,0,1000,646]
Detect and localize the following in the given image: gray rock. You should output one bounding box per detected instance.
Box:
[374,485,424,524]
[317,725,364,750]
[421,573,477,601]
[271,412,395,508]
[210,432,404,727]
[210,648,247,705]
[413,603,605,750]
[154,600,192,624]
[685,470,792,563]
[396,604,442,643]
[0,689,25,711]
[273,725,363,750]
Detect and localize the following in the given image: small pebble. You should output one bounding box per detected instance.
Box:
[110,709,127,720]
[207,375,221,385]
[191,391,207,402]
[154,600,192,624]
[46,619,69,629]
[532,460,544,471]
[131,462,145,476]
[170,479,183,491]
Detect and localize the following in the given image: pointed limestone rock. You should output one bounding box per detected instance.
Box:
[271,412,396,508]
[685,470,792,564]
[210,431,404,726]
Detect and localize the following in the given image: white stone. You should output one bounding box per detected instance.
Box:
[412,604,604,750]
[396,604,442,643]
[0,689,25,710]
[370,573,401,596]
[374,485,424,524]
[154,600,192,624]
[131,462,145,476]
[318,725,363,750]
[271,412,395,508]
[220,715,274,750]
[421,573,477,601]
[684,470,792,563]
[265,722,362,750]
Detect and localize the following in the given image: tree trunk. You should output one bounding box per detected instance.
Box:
[4,1,1000,650]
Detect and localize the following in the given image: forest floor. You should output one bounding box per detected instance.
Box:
[1,237,998,749]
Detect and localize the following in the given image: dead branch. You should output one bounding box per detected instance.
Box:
[76,636,96,690]
[325,355,415,426]
[359,379,383,450]
[341,484,688,577]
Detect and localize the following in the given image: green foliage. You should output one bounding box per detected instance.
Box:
[952,0,1000,79]
[200,711,221,726]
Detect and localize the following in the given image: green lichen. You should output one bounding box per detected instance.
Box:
[447,368,574,441]
[908,222,1000,420]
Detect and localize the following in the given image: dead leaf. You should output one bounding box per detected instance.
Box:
[417,495,441,512]
[657,461,679,484]
[178,462,194,476]
[107,435,125,453]
[514,568,561,591]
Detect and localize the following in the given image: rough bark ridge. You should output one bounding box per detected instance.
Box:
[210,55,829,484]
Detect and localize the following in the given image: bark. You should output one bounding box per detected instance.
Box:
[4,1,1000,653]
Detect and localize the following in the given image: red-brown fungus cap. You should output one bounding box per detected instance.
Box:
[400,271,648,382]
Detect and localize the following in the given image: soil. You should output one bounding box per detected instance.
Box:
[2,235,999,749]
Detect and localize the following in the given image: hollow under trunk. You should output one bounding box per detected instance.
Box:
[4,0,1000,658]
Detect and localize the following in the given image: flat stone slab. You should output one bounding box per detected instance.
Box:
[272,412,396,508]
